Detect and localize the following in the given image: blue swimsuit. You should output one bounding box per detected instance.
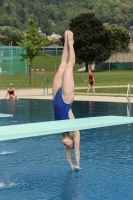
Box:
[53,88,72,122]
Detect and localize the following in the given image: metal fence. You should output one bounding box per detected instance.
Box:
[95,51,133,70]
[0,46,27,74]
[95,62,133,70]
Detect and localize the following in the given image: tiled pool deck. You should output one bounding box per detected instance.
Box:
[0,87,132,103]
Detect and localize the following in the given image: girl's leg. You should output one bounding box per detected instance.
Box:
[61,31,75,103]
[92,86,95,94]
[87,84,91,94]
[52,31,69,97]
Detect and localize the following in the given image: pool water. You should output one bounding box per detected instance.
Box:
[0,99,133,200]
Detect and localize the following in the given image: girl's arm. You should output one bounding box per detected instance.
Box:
[93,77,95,84]
[61,135,75,169]
[63,146,75,170]
[72,130,81,169]
[84,78,89,82]
[13,88,16,95]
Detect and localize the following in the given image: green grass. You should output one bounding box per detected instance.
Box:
[0,56,133,95]
[75,87,128,94]
[93,70,133,86]
[0,74,54,89]
[33,56,82,71]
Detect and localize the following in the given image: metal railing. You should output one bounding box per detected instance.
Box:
[126,84,131,116]
[43,77,49,95]
[126,84,131,103]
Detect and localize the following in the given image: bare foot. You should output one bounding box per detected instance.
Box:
[74,165,82,171]
[64,30,68,43]
[67,30,74,44]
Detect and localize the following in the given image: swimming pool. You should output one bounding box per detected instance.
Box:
[0,99,133,200]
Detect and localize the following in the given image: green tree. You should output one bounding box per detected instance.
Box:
[0,35,22,46]
[18,14,52,85]
[0,0,4,6]
[107,24,130,51]
[69,13,112,71]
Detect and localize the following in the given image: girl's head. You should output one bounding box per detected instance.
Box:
[62,133,74,149]
[9,83,13,87]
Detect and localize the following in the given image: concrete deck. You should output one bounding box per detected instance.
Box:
[0,87,132,103]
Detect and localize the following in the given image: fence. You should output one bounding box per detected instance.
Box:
[0,46,27,74]
[95,62,133,70]
[95,51,133,70]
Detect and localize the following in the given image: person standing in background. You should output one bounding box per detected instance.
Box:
[84,68,95,94]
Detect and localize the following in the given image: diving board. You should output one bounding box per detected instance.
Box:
[0,113,13,118]
[0,115,133,142]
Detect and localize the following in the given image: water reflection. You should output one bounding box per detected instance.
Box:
[61,170,84,200]
[6,99,16,116]
[127,102,131,117]
[89,101,95,116]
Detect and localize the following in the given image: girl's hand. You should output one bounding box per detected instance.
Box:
[71,164,76,170]
[74,165,82,171]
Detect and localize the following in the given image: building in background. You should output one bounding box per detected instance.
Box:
[41,44,63,56]
[47,32,62,41]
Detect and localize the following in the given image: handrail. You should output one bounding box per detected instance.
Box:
[43,77,49,95]
[126,83,130,103]
[126,84,131,117]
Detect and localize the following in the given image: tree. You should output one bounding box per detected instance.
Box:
[18,14,52,85]
[0,0,4,6]
[0,35,23,46]
[107,24,130,51]
[69,13,112,71]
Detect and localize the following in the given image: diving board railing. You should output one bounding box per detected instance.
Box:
[0,115,133,141]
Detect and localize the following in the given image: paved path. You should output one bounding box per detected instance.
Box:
[0,86,132,103]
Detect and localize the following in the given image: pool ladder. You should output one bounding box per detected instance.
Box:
[43,77,49,95]
[126,84,131,116]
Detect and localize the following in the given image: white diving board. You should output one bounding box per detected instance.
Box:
[0,113,13,118]
[0,115,133,142]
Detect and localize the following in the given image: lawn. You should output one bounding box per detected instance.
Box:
[32,56,82,72]
[75,87,128,94]
[0,56,133,95]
